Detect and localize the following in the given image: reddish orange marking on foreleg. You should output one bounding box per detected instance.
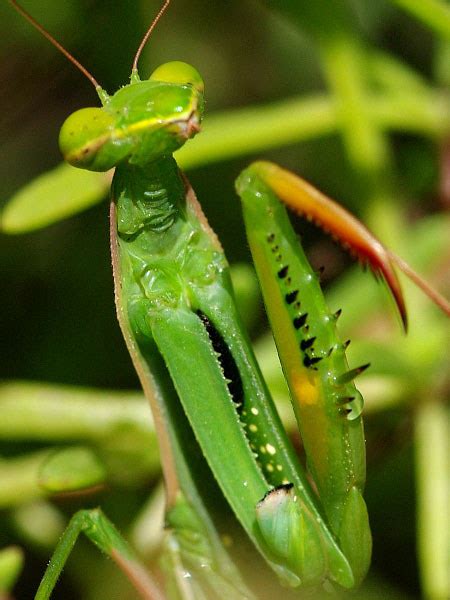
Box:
[255,161,408,330]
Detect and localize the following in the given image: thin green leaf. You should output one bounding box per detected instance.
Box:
[391,0,450,40]
[1,163,110,234]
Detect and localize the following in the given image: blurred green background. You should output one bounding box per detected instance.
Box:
[0,1,449,598]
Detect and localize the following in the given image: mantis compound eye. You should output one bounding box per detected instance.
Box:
[149,61,204,93]
[59,107,120,171]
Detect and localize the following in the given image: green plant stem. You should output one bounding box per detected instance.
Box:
[177,95,336,168]
[263,1,394,205]
[368,50,431,93]
[369,92,449,135]
[177,91,449,170]
[392,0,450,40]
[414,400,449,600]
[319,38,391,176]
[0,382,152,441]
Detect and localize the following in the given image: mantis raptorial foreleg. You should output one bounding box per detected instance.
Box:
[35,508,163,600]
[237,162,372,584]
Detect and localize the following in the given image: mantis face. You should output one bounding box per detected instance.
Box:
[59,61,204,171]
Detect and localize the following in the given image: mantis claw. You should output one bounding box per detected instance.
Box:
[251,160,409,330]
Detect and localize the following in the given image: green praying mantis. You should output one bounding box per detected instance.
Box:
[7,1,450,599]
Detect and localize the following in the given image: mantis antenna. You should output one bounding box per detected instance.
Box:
[132,0,171,75]
[8,0,101,90]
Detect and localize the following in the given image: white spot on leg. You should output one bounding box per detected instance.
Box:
[266,444,276,455]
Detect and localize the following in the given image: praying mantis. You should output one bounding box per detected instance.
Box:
[5,1,450,599]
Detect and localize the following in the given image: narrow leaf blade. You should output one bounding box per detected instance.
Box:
[2,163,110,234]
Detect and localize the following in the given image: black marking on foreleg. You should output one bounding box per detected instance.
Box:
[303,355,323,368]
[257,482,294,506]
[277,265,289,279]
[197,311,244,412]
[300,337,316,351]
[285,290,299,304]
[293,313,308,329]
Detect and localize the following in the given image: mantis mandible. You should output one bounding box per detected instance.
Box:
[9,1,450,598]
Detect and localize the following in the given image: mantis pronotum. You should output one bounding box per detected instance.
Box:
[8,1,450,598]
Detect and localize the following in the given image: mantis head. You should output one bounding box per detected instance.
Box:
[11,1,200,171]
[59,61,204,171]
